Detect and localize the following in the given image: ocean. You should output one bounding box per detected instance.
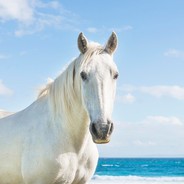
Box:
[90,158,184,184]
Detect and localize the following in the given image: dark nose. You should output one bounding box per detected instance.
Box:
[90,120,114,144]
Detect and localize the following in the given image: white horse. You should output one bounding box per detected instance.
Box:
[0,32,118,184]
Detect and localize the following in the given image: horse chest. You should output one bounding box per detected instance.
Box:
[55,150,98,184]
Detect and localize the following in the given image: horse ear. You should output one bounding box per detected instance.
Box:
[78,32,88,54]
[105,32,118,55]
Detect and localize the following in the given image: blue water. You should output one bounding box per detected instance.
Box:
[95,158,184,177]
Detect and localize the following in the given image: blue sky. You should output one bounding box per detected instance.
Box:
[0,0,184,157]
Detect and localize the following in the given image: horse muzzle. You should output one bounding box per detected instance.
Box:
[89,120,114,144]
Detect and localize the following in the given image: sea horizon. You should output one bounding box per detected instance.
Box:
[90,157,184,184]
[98,156,184,158]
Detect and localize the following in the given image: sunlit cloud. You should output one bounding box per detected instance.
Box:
[108,115,184,157]
[117,93,136,104]
[164,48,184,59]
[0,80,13,96]
[86,25,133,33]
[0,0,79,36]
[0,53,9,60]
[145,115,183,126]
[139,85,184,100]
[86,27,98,33]
[121,85,184,100]
[133,140,157,146]
[0,0,33,23]
[0,109,13,118]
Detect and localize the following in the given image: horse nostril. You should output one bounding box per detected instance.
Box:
[90,123,98,137]
[90,123,106,139]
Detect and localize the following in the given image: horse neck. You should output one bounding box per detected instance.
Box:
[66,103,90,152]
[49,60,91,152]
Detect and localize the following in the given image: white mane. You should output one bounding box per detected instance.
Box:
[38,42,104,121]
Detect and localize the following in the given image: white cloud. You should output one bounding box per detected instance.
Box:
[86,27,98,33]
[0,0,33,23]
[0,0,79,36]
[123,25,133,30]
[164,49,184,59]
[139,85,184,100]
[0,109,13,118]
[145,115,183,126]
[121,85,184,100]
[86,25,133,33]
[133,140,156,146]
[109,25,133,32]
[0,53,9,60]
[119,93,136,104]
[101,115,184,157]
[19,51,27,56]
[119,85,135,93]
[0,80,13,96]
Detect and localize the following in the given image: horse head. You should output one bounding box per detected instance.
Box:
[78,32,118,144]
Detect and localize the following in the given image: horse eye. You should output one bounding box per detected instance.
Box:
[113,72,119,80]
[80,71,87,81]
